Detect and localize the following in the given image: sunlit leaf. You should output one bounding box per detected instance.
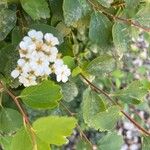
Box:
[20,80,62,109]
[33,116,77,145]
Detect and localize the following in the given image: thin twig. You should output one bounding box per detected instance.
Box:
[80,74,150,136]
[0,82,37,150]
[87,0,150,32]
[60,102,94,149]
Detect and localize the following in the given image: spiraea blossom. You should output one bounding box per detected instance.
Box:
[11,29,71,87]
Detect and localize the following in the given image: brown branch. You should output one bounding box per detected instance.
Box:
[60,102,94,149]
[0,82,29,124]
[80,74,118,105]
[121,110,150,136]
[0,82,37,149]
[87,0,150,32]
[80,74,150,136]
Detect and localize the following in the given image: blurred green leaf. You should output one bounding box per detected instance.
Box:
[56,22,71,37]
[124,0,140,17]
[63,56,76,70]
[0,136,12,150]
[98,132,124,150]
[89,12,112,47]
[33,116,77,146]
[12,26,22,46]
[10,127,51,150]
[20,0,50,20]
[82,89,120,131]
[0,9,17,41]
[134,4,150,29]
[0,43,19,82]
[86,54,116,76]
[0,108,23,133]
[112,22,131,53]
[63,0,83,26]
[114,81,148,104]
[20,80,62,109]
[112,70,124,78]
[10,128,33,150]
[61,80,78,102]
[78,0,91,15]
[49,0,63,25]
[142,135,150,150]
[72,66,82,77]
[96,0,113,8]
[59,39,73,56]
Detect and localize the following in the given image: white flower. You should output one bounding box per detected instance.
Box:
[53,59,64,67]
[11,69,20,79]
[55,65,71,83]
[29,57,49,76]
[19,41,28,50]
[46,47,58,63]
[19,42,36,58]
[43,66,52,76]
[44,33,59,46]
[11,29,72,87]
[19,73,37,87]
[30,51,46,60]
[28,30,43,41]
[17,59,26,67]
[23,36,32,44]
[22,63,32,73]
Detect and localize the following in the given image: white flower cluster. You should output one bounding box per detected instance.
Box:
[11,30,71,87]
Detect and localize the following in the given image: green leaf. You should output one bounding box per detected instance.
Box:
[63,0,83,26]
[114,81,148,104]
[76,140,91,150]
[82,89,120,131]
[61,80,78,102]
[86,54,116,76]
[141,79,150,90]
[10,128,33,150]
[89,12,112,47]
[0,44,19,81]
[33,116,77,146]
[133,4,150,29]
[142,135,150,150]
[10,127,50,150]
[82,89,106,118]
[20,80,62,109]
[63,56,76,70]
[29,23,64,43]
[0,136,12,150]
[78,0,91,15]
[0,9,17,41]
[49,0,63,25]
[20,0,50,20]
[12,26,22,46]
[36,136,51,150]
[98,132,124,150]
[0,108,23,133]
[56,22,71,37]
[112,22,131,53]
[59,39,73,56]
[124,0,140,17]
[72,66,82,77]
[91,106,121,131]
[96,0,113,8]
[0,0,7,9]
